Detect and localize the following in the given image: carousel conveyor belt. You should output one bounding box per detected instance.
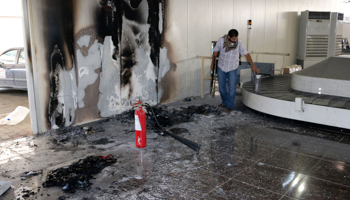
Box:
[242,74,350,130]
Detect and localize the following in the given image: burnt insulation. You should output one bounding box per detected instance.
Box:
[48,46,66,128]
[147,0,162,68]
[38,0,167,130]
[41,0,74,66]
[48,126,105,146]
[158,0,177,103]
[42,155,116,193]
[130,0,143,8]
[100,2,113,36]
[109,0,163,93]
[40,0,74,129]
[110,0,123,57]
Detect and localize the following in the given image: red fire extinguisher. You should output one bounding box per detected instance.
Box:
[133,100,146,148]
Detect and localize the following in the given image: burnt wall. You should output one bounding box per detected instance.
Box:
[25,0,76,131]
[25,0,178,133]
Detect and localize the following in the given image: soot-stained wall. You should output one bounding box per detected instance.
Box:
[24,0,178,133]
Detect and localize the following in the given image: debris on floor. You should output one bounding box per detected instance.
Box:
[169,128,190,135]
[48,125,105,136]
[114,104,224,129]
[0,106,30,126]
[83,126,105,134]
[14,186,40,200]
[92,137,115,145]
[42,155,116,193]
[20,170,43,180]
[3,94,350,199]
[48,125,105,146]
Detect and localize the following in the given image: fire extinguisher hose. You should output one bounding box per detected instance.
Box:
[143,103,201,152]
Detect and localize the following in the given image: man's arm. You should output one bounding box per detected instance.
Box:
[245,53,259,74]
[211,51,218,71]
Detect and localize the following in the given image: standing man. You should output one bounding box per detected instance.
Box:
[211,29,259,113]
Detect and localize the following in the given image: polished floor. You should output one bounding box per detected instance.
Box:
[1,91,350,199]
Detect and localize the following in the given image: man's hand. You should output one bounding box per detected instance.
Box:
[244,53,260,74]
[252,66,260,74]
[211,62,214,71]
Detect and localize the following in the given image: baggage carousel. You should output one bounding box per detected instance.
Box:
[242,56,350,130]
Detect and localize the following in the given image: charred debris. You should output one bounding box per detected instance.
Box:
[42,155,116,193]
[114,104,224,129]
[38,104,223,193]
[14,156,116,197]
[47,104,223,145]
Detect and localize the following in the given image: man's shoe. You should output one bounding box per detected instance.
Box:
[218,104,226,108]
[225,108,233,113]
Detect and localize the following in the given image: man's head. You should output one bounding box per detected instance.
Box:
[228,29,239,43]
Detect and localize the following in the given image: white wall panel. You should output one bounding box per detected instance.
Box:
[340,0,350,15]
[188,0,212,96]
[264,0,278,53]
[311,0,322,11]
[297,0,308,14]
[249,0,265,54]
[306,0,317,11]
[288,0,299,66]
[212,0,234,40]
[276,0,289,70]
[321,0,334,11]
[233,0,251,50]
[72,0,100,33]
[333,0,342,11]
[166,0,189,99]
[26,1,51,133]
[263,0,278,64]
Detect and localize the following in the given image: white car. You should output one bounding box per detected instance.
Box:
[0,47,26,89]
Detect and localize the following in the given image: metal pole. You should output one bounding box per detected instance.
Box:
[22,0,38,134]
[201,58,205,98]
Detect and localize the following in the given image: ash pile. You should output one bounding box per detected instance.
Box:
[42,154,116,193]
[114,104,224,129]
[47,126,105,146]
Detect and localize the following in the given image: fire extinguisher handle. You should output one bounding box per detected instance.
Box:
[132,100,142,107]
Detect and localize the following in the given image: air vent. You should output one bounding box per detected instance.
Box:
[308,12,331,20]
[306,35,328,57]
[338,13,344,21]
[335,36,342,56]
